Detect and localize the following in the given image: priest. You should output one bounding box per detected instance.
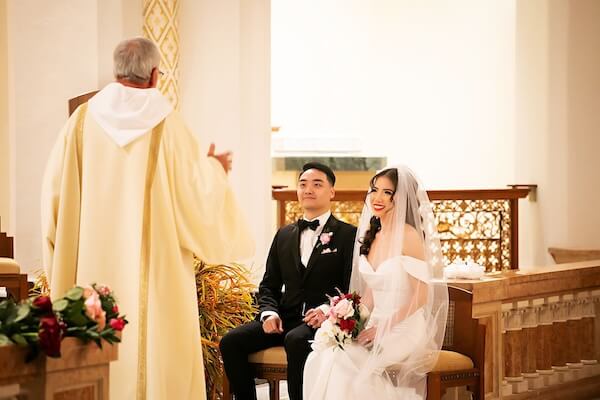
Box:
[41,37,254,400]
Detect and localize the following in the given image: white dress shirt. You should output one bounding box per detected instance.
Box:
[260,211,332,322]
[299,211,331,267]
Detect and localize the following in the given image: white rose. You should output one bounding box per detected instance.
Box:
[358,303,371,321]
[311,321,335,351]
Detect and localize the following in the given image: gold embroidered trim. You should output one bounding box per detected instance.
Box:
[136,120,165,400]
[73,103,88,281]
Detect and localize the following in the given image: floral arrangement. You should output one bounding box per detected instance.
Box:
[312,290,368,351]
[0,283,127,361]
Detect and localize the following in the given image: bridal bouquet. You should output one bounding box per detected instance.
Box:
[311,291,368,351]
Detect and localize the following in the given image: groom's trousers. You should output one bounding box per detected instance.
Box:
[220,319,315,400]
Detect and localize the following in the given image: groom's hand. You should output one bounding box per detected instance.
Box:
[303,308,326,328]
[263,315,284,334]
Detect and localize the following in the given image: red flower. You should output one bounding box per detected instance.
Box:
[112,304,119,314]
[39,315,63,357]
[32,296,53,314]
[109,317,126,331]
[339,318,356,333]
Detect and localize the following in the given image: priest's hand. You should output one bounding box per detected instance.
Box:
[262,315,284,334]
[303,308,326,328]
[207,143,232,173]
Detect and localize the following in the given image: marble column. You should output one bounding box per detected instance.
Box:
[577,291,597,378]
[520,299,543,389]
[536,298,556,386]
[502,302,528,395]
[590,289,600,376]
[564,293,584,383]
[550,295,571,382]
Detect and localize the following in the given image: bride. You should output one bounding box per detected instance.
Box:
[303,166,448,399]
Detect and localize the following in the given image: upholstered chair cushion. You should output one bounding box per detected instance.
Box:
[0,257,20,274]
[431,350,475,372]
[248,346,287,364]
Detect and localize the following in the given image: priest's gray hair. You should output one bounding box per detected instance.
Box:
[113,37,161,84]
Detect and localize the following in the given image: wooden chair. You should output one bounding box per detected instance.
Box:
[222,347,288,400]
[68,90,99,116]
[426,285,485,400]
[0,218,28,301]
[222,285,485,400]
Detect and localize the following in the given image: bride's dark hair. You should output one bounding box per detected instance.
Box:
[359,168,421,256]
[360,168,397,256]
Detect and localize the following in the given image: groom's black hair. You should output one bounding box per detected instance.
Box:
[300,162,336,186]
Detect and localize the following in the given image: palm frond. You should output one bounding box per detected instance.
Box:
[195,258,257,400]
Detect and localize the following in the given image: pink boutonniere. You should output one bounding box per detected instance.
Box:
[319,232,333,246]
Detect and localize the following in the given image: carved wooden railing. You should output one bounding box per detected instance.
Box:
[272,186,534,271]
[451,261,600,399]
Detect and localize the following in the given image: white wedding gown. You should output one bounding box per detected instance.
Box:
[303,255,429,400]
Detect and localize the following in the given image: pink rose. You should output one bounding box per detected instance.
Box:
[83,286,95,299]
[333,298,355,319]
[320,232,332,245]
[96,285,112,296]
[84,291,106,330]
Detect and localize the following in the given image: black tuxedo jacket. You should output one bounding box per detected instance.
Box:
[258,214,357,323]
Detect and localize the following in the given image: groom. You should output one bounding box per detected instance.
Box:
[220,162,357,400]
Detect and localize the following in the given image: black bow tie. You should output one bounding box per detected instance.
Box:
[298,219,320,232]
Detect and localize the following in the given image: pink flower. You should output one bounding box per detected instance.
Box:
[83,286,95,299]
[329,295,340,307]
[84,290,106,331]
[96,285,112,296]
[319,232,332,245]
[112,304,119,314]
[332,298,355,319]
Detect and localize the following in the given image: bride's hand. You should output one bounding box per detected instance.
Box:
[357,326,377,347]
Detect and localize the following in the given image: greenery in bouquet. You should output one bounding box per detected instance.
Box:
[53,284,127,347]
[0,283,127,361]
[195,259,257,400]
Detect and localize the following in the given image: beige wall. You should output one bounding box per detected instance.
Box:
[272,0,517,189]
[516,0,600,268]
[0,0,9,233]
[566,0,600,248]
[179,0,271,282]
